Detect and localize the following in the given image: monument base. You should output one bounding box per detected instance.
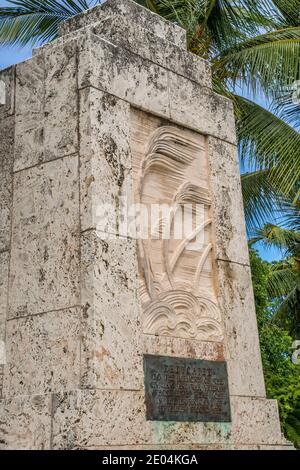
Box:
[0,390,293,449]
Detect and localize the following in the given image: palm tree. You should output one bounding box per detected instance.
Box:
[0,0,300,231]
[251,221,300,337]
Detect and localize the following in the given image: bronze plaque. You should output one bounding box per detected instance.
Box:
[144,354,231,422]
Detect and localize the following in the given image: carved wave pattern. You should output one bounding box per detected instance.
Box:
[138,126,223,342]
[144,290,223,341]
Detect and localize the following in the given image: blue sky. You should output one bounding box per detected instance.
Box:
[0,0,283,263]
[0,0,33,67]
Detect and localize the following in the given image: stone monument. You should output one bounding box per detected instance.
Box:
[0,0,293,449]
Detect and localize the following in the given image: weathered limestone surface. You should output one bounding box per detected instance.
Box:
[44,41,78,162]
[143,335,225,362]
[3,307,81,398]
[60,0,187,49]
[78,33,170,119]
[14,43,78,172]
[51,389,230,449]
[168,72,236,144]
[77,32,235,144]
[0,66,15,400]
[0,253,8,395]
[79,87,132,232]
[217,260,266,398]
[80,230,143,390]
[91,16,211,87]
[50,390,283,449]
[208,137,249,265]
[0,394,51,450]
[0,0,290,450]
[8,155,80,319]
[0,116,14,253]
[14,55,44,171]
[230,396,282,445]
[0,252,8,345]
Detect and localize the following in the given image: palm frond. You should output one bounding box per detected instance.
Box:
[0,0,94,46]
[234,95,300,197]
[272,285,300,336]
[250,223,300,253]
[241,169,286,235]
[270,86,300,131]
[216,26,300,98]
[139,1,274,57]
[278,196,300,230]
[272,0,300,26]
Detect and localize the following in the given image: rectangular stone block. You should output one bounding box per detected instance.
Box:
[168,71,237,145]
[230,397,282,445]
[14,41,78,172]
[14,55,44,172]
[0,252,8,397]
[79,87,132,232]
[8,154,80,319]
[3,307,80,397]
[142,334,225,361]
[0,367,3,399]
[44,40,78,161]
[0,251,9,343]
[78,33,169,118]
[80,230,143,390]
[92,15,211,88]
[0,116,14,252]
[217,260,266,398]
[208,137,249,265]
[52,389,231,449]
[0,66,15,118]
[232,444,294,450]
[60,0,187,49]
[0,394,51,449]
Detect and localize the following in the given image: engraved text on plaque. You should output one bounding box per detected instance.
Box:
[144,355,231,422]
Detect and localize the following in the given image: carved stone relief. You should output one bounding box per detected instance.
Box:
[130,110,223,342]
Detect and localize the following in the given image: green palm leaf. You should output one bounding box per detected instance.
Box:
[235,95,300,197]
[250,223,300,253]
[271,87,300,131]
[139,1,273,57]
[278,196,300,230]
[250,223,300,336]
[272,0,300,26]
[216,26,300,97]
[0,0,95,46]
[241,169,286,234]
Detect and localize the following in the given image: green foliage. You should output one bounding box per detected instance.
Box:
[249,248,271,320]
[241,169,285,235]
[250,248,300,449]
[250,223,300,337]
[236,95,300,197]
[0,0,95,46]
